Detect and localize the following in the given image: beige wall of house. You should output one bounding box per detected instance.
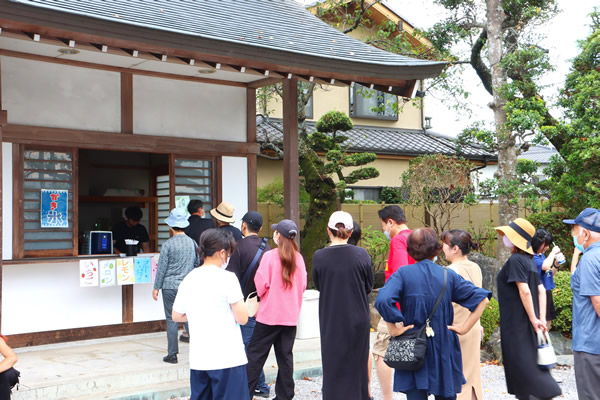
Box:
[265,85,424,130]
[257,156,411,190]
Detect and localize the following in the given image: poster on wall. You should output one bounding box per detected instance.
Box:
[99,259,117,287]
[175,196,191,215]
[151,255,159,283]
[134,257,152,284]
[40,189,69,228]
[117,258,135,285]
[79,259,99,287]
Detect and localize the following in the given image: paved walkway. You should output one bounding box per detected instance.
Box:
[11,331,322,400]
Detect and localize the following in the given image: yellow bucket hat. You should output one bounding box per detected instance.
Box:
[495,218,535,255]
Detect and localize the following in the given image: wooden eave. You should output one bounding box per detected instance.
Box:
[0,0,444,96]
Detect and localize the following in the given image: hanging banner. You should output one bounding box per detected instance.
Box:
[99,259,117,287]
[134,257,152,284]
[151,255,159,283]
[117,258,135,285]
[40,189,69,228]
[79,259,99,287]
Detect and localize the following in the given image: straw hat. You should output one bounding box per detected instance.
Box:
[210,201,235,223]
[495,218,535,255]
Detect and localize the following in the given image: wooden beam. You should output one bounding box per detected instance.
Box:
[5,320,167,348]
[3,124,260,156]
[0,56,3,334]
[120,72,133,134]
[0,49,247,89]
[122,286,133,323]
[247,88,257,211]
[248,77,283,89]
[282,79,299,226]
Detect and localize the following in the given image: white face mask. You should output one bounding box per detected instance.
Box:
[273,232,279,245]
[383,222,392,241]
[219,251,228,269]
[502,235,514,248]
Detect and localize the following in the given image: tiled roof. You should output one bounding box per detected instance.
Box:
[258,118,496,160]
[518,145,559,164]
[8,0,446,79]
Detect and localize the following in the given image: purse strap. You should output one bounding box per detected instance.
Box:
[426,267,447,324]
[240,238,268,288]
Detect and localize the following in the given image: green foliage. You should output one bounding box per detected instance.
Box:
[552,271,573,336]
[315,110,354,133]
[527,211,574,265]
[469,221,498,258]
[481,297,500,343]
[360,226,389,272]
[401,154,476,234]
[257,178,310,206]
[379,187,403,204]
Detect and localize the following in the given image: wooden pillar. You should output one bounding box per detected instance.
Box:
[282,79,299,226]
[121,72,133,134]
[0,55,5,332]
[246,88,258,211]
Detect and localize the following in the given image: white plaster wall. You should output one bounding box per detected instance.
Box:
[472,165,498,195]
[133,282,165,322]
[2,143,12,260]
[133,76,246,141]
[221,156,248,231]
[1,262,122,335]
[0,56,121,132]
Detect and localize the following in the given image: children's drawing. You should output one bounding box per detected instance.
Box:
[117,258,135,285]
[151,255,159,283]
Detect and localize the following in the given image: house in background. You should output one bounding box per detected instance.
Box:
[257,1,497,199]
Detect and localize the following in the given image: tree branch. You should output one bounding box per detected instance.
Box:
[470,29,493,95]
[343,0,383,34]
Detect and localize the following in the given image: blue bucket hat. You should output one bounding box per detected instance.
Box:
[165,208,190,229]
[563,208,600,233]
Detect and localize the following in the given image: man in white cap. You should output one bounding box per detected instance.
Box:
[210,201,243,241]
[563,208,600,400]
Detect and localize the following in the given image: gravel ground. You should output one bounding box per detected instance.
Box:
[259,364,577,400]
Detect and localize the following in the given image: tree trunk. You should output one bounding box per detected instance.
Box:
[299,143,337,285]
[486,0,518,264]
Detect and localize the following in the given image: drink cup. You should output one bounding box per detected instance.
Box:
[555,251,566,265]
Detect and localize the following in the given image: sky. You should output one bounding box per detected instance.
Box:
[299,0,598,138]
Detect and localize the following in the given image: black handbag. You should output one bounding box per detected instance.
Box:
[6,366,20,390]
[384,267,447,371]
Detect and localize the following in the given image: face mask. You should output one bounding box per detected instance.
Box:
[432,256,438,263]
[383,223,392,241]
[273,233,279,245]
[573,230,585,252]
[502,235,514,248]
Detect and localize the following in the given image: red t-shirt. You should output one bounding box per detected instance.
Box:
[384,229,415,282]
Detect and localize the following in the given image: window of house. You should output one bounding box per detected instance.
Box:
[14,146,216,258]
[350,187,381,202]
[349,84,398,120]
[304,94,314,119]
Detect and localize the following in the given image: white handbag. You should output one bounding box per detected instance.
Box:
[245,291,259,318]
[537,331,557,369]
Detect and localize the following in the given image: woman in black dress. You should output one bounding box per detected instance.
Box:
[313,211,374,400]
[495,218,561,400]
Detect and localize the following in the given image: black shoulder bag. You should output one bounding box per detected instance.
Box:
[384,267,448,371]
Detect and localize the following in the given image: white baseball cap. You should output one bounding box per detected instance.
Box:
[328,211,353,231]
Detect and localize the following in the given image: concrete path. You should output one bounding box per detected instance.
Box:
[11,331,323,400]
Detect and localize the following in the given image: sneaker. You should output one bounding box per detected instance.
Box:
[253,389,269,398]
[163,354,178,364]
[179,334,190,343]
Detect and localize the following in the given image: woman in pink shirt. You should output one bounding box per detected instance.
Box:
[246,219,307,400]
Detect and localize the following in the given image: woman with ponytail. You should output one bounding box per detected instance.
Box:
[441,229,484,400]
[246,219,307,400]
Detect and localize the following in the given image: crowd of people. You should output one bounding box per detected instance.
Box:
[4,200,596,400]
[148,201,600,400]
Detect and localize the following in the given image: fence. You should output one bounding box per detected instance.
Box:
[256,201,546,236]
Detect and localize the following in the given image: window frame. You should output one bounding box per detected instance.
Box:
[349,84,399,121]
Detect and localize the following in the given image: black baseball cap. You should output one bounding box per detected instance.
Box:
[271,219,298,239]
[242,211,263,231]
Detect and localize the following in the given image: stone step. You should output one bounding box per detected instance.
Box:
[11,332,322,400]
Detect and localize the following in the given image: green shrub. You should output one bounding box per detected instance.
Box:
[360,226,389,272]
[527,211,573,267]
[470,221,498,258]
[379,187,403,204]
[552,270,573,337]
[480,297,500,343]
[344,199,378,204]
